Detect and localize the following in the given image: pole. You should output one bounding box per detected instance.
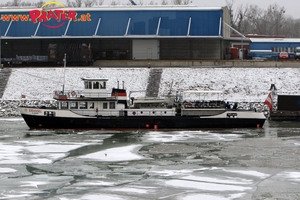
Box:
[62,53,66,93]
[0,18,2,68]
[223,22,246,66]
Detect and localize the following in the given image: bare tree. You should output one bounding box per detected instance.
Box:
[149,0,156,5]
[265,4,286,35]
[172,0,182,5]
[225,0,236,27]
[161,0,168,5]
[245,3,286,36]
[84,0,97,7]
[4,0,21,6]
[98,0,104,5]
[235,4,250,33]
[35,1,45,8]
[110,0,118,5]
[172,0,190,5]
[67,0,83,7]
[182,0,190,4]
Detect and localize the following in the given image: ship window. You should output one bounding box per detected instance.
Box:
[141,111,143,114]
[61,102,68,109]
[103,102,108,109]
[100,81,106,89]
[93,82,99,89]
[70,102,78,109]
[152,111,155,114]
[109,102,115,109]
[89,102,94,109]
[84,82,92,89]
[80,102,87,109]
[44,111,55,117]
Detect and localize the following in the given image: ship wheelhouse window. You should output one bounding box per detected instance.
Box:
[109,102,115,109]
[93,82,99,89]
[89,102,94,109]
[85,82,93,89]
[103,102,108,109]
[100,81,106,89]
[70,102,78,109]
[61,102,68,109]
[85,82,92,89]
[80,102,88,109]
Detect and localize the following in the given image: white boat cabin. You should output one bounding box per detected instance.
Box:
[54,78,126,117]
[81,78,109,98]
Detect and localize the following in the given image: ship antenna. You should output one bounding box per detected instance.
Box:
[62,53,66,93]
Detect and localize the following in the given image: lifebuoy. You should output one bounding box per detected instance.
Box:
[71,91,77,97]
[132,111,136,115]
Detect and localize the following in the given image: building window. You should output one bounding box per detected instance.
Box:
[109,102,115,109]
[103,102,108,109]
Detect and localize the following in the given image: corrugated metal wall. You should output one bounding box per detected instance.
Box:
[160,39,221,60]
[0,7,228,61]
[132,40,159,60]
[2,38,225,60]
[0,8,223,37]
[250,42,300,52]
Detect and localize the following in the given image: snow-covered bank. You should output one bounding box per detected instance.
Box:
[3,67,300,100]
[1,67,299,116]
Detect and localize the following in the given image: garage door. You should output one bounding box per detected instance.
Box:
[132,40,159,60]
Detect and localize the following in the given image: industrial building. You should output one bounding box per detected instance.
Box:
[0,5,231,65]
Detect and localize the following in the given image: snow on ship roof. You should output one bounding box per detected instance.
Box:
[183,90,223,94]
[81,78,108,81]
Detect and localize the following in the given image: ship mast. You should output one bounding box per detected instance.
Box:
[62,53,66,93]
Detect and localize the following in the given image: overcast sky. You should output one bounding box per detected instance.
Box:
[195,0,299,19]
[28,0,299,19]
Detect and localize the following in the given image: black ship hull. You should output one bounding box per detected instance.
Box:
[21,114,265,130]
[270,111,300,121]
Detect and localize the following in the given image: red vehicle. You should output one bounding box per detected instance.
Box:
[279,52,289,60]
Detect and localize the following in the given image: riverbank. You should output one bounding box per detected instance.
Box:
[1,67,299,117]
[93,60,300,68]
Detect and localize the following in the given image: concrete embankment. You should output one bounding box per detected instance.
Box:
[93,60,300,68]
[0,68,12,99]
[0,61,296,117]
